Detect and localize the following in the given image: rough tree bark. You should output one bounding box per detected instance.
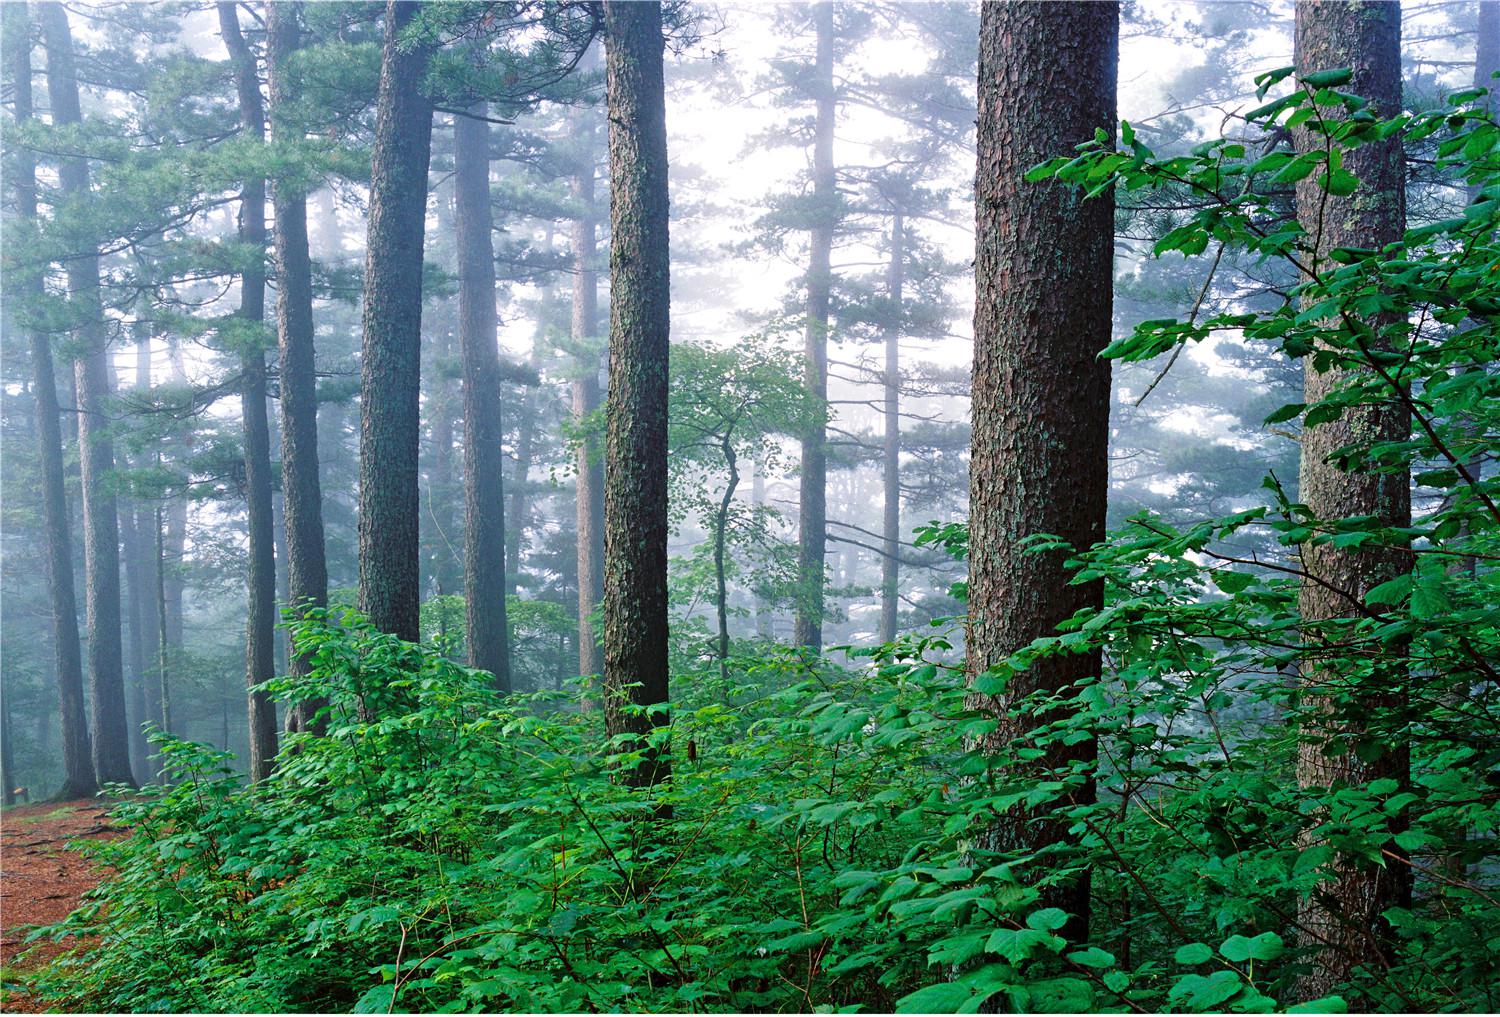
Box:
[602,0,671,788]
[1292,2,1411,1001]
[219,0,279,781]
[571,100,606,688]
[794,0,835,653]
[39,0,135,787]
[267,0,330,734]
[6,2,96,799]
[879,211,904,645]
[455,102,511,690]
[965,0,1117,943]
[358,0,433,644]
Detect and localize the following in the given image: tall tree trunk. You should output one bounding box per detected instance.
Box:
[602,0,671,788]
[133,343,164,738]
[751,459,772,639]
[713,440,739,682]
[155,497,172,738]
[455,102,511,690]
[1292,3,1411,1001]
[965,0,1116,944]
[507,232,553,594]
[794,1,835,653]
[7,2,96,799]
[219,0,279,782]
[571,103,606,687]
[39,0,134,787]
[268,0,330,734]
[879,211,904,644]
[358,0,433,644]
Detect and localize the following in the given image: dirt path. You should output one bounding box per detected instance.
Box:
[0,800,126,1012]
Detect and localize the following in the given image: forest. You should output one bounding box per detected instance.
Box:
[0,0,1497,1012]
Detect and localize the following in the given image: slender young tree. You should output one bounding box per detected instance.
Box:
[571,99,606,688]
[879,211,904,644]
[38,0,135,787]
[601,0,670,787]
[793,0,835,653]
[964,0,1117,941]
[455,102,511,689]
[1291,2,1411,1000]
[267,0,329,734]
[358,0,433,644]
[6,2,95,799]
[218,0,279,782]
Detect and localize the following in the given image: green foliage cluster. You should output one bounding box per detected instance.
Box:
[22,73,1500,1014]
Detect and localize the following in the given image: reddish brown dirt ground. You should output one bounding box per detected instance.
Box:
[0,800,125,1013]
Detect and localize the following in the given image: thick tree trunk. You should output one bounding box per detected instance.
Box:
[7,4,96,799]
[965,0,1116,944]
[602,0,671,788]
[39,0,134,787]
[358,0,433,644]
[794,1,835,653]
[571,105,606,687]
[1292,3,1411,1001]
[268,0,330,734]
[219,1,279,781]
[455,102,511,690]
[879,212,904,644]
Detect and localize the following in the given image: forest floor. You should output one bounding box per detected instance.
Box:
[0,800,125,1013]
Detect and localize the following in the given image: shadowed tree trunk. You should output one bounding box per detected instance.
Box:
[455,102,511,690]
[794,1,835,654]
[964,0,1116,944]
[879,211,904,645]
[6,2,95,799]
[219,0,279,781]
[1292,2,1411,1001]
[39,0,135,787]
[268,0,330,734]
[571,101,606,689]
[602,0,671,788]
[358,0,433,644]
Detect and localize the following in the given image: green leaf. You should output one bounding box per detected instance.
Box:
[896,981,980,1014]
[1175,942,1214,965]
[1264,402,1306,425]
[1288,996,1348,1013]
[1066,946,1116,969]
[1220,932,1283,963]
[1302,67,1353,88]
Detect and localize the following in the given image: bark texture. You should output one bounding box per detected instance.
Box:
[602,0,671,787]
[268,0,330,734]
[965,0,1117,942]
[879,212,904,644]
[8,3,96,798]
[39,0,135,787]
[793,1,835,653]
[1292,2,1411,1001]
[219,1,279,781]
[358,0,433,644]
[571,104,606,687]
[455,102,511,690]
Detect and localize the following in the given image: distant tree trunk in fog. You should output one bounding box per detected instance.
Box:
[878,212,904,645]
[132,345,165,738]
[219,0,279,782]
[39,0,134,788]
[507,234,553,597]
[602,0,671,787]
[965,0,1116,944]
[268,0,330,734]
[794,1,835,654]
[751,459,772,639]
[358,0,433,644]
[571,104,606,689]
[7,3,96,799]
[713,441,740,682]
[455,102,511,690]
[1291,3,1410,1002]
[155,498,172,736]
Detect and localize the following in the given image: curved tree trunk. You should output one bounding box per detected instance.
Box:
[602,0,671,789]
[39,0,135,788]
[218,0,279,781]
[713,441,739,683]
[1291,3,1410,1001]
[268,0,330,734]
[794,1,835,654]
[7,2,95,798]
[358,0,433,645]
[965,0,1117,944]
[455,102,511,690]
